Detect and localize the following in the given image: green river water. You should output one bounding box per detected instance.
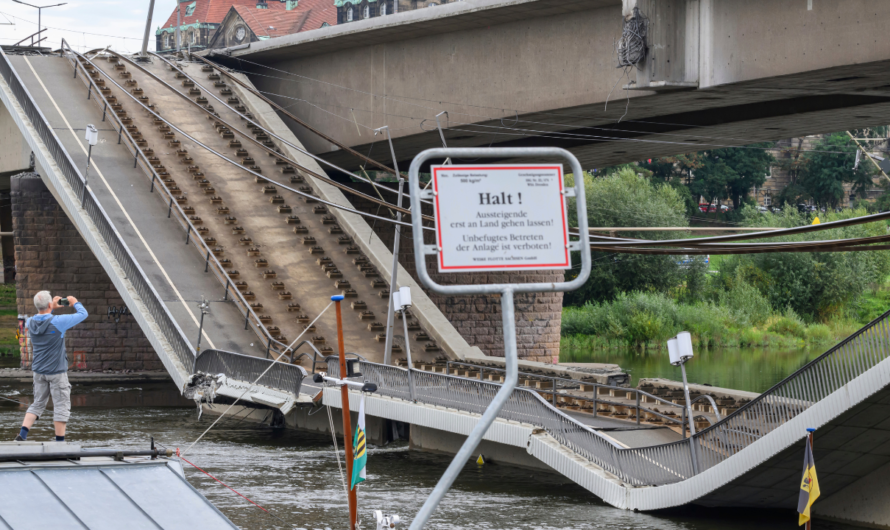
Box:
[561,345,827,393]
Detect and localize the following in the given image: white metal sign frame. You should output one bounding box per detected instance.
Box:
[407,147,591,530]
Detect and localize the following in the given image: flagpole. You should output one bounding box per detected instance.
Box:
[807,430,814,530]
[333,294,358,530]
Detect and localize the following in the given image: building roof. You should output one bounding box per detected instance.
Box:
[161,0,336,31]
[0,443,238,529]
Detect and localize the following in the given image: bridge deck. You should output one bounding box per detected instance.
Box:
[9,55,263,357]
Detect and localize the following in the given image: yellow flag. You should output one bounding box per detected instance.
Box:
[798,439,820,525]
[812,217,820,225]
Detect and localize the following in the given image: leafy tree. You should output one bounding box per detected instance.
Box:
[565,168,688,305]
[800,133,875,208]
[688,145,775,211]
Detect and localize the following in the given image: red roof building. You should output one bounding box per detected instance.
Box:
[156,0,336,53]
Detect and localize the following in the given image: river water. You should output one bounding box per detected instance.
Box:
[0,378,857,530]
[561,346,826,393]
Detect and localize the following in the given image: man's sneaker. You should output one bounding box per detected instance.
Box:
[13,435,23,441]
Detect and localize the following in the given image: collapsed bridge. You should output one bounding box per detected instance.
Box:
[2,45,890,528]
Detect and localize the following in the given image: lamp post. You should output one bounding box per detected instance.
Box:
[195,298,210,353]
[81,124,98,207]
[139,0,156,59]
[12,0,66,44]
[668,331,699,474]
[392,286,415,400]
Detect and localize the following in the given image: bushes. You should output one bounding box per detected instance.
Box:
[717,275,771,327]
[561,291,841,349]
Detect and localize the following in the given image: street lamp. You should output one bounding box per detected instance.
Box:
[392,286,416,400]
[667,331,696,438]
[195,298,210,353]
[81,124,98,206]
[11,0,66,43]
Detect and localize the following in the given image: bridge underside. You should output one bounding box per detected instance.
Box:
[207,0,890,172]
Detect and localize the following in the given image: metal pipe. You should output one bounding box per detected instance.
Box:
[403,308,415,401]
[334,295,358,530]
[408,290,519,530]
[0,449,168,462]
[141,0,155,58]
[379,126,402,366]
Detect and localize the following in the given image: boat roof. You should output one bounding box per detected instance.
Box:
[0,442,238,529]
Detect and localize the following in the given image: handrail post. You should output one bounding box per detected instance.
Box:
[167,197,173,218]
[117,125,122,144]
[204,251,210,272]
[636,391,641,425]
[223,278,230,300]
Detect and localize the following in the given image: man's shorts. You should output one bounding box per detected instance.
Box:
[26,372,71,423]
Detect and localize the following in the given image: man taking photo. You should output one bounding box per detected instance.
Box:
[16,291,88,442]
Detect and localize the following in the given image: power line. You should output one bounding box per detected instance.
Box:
[0,10,144,41]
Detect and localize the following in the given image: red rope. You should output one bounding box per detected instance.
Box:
[179,454,276,518]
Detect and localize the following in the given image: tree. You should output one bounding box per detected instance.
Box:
[800,133,876,208]
[564,168,688,305]
[688,144,775,211]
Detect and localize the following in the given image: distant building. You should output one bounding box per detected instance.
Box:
[335,0,457,25]
[157,0,336,53]
[208,0,336,49]
[751,135,886,208]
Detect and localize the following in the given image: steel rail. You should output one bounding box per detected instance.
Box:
[141,53,434,219]
[120,50,430,221]
[191,53,398,176]
[63,47,294,359]
[79,52,430,232]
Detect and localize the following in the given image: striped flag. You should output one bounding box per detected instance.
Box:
[351,394,367,490]
[797,437,820,526]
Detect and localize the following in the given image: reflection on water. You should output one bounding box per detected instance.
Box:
[0,382,860,529]
[562,346,825,393]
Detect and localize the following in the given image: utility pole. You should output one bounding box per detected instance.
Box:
[12,0,66,44]
[140,0,156,59]
[175,0,182,53]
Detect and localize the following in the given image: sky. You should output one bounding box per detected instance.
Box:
[0,0,172,53]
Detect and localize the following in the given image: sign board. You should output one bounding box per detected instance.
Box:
[431,164,570,272]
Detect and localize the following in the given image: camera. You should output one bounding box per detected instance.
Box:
[58,298,70,307]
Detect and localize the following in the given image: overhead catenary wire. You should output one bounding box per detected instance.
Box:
[77,51,434,232]
[111,51,433,219]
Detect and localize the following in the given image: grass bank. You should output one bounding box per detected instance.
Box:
[560,291,859,354]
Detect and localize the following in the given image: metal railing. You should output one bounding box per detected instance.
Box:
[442,360,686,429]
[60,45,304,361]
[329,309,890,486]
[195,349,307,396]
[0,46,196,381]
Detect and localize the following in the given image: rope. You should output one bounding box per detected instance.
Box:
[180,302,334,457]
[179,455,295,528]
[326,400,352,503]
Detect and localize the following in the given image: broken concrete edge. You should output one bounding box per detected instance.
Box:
[0,369,172,384]
[637,378,760,403]
[229,72,484,362]
[0,69,192,392]
[465,356,630,386]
